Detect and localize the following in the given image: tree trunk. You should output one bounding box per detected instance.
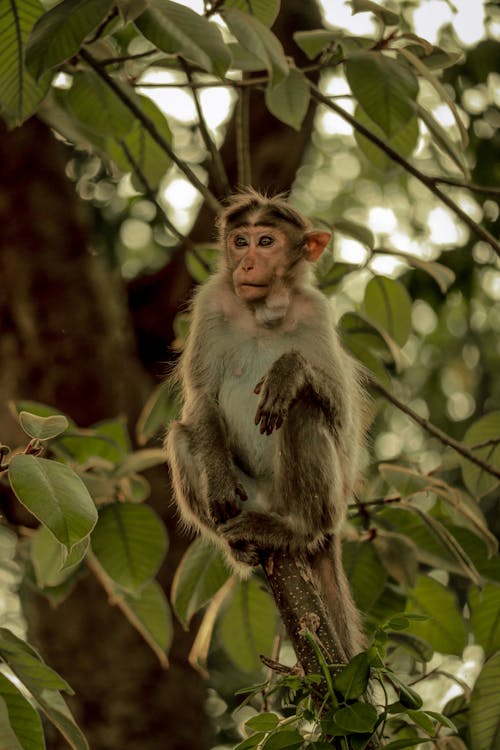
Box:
[0,117,213,750]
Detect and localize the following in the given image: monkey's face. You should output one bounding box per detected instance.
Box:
[228,224,291,302]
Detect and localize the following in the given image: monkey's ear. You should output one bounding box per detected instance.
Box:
[304,231,331,262]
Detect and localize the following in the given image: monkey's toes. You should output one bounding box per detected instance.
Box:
[228,539,261,566]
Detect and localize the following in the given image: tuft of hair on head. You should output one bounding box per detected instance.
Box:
[216,187,311,246]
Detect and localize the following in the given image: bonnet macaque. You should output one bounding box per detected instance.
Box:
[165,189,367,659]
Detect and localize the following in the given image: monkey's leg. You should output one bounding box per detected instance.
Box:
[166,416,247,532]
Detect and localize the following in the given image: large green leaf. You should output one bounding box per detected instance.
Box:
[354,103,419,171]
[223,7,288,85]
[351,0,399,26]
[91,503,167,592]
[469,652,500,750]
[462,411,500,498]
[136,381,182,446]
[122,581,173,664]
[469,584,500,658]
[264,68,310,131]
[135,0,230,77]
[19,411,69,441]
[9,455,97,551]
[404,576,467,655]
[31,525,88,589]
[342,540,387,614]
[339,310,405,382]
[0,673,45,750]
[223,0,280,26]
[334,702,378,733]
[293,29,343,61]
[67,70,134,138]
[25,0,114,80]
[218,578,278,673]
[345,51,418,136]
[172,538,231,627]
[0,0,50,126]
[334,652,371,699]
[107,95,172,190]
[363,276,412,347]
[0,628,71,696]
[34,690,88,750]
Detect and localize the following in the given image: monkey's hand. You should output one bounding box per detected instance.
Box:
[254,350,308,435]
[208,476,248,526]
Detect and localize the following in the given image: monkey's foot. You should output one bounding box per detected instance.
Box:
[227,538,261,566]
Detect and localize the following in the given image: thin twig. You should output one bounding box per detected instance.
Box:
[118,140,212,273]
[79,49,221,214]
[432,177,500,198]
[310,86,500,257]
[181,61,231,197]
[236,85,252,187]
[370,378,500,480]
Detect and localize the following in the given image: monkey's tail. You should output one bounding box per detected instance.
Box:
[310,534,365,663]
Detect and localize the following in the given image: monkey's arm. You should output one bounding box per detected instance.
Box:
[254,349,346,435]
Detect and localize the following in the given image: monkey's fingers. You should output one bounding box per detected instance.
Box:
[254,377,265,395]
[235,483,248,502]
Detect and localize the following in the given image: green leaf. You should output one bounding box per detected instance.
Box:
[363,276,412,347]
[262,729,304,749]
[0,628,71,696]
[317,262,359,295]
[354,104,419,171]
[245,713,280,732]
[381,740,427,750]
[121,580,173,664]
[106,95,172,189]
[469,584,500,658]
[91,503,167,592]
[223,0,280,27]
[34,689,88,750]
[0,0,50,126]
[293,29,342,61]
[171,538,231,627]
[67,71,134,138]
[19,411,69,441]
[0,673,45,750]
[234,733,266,750]
[387,631,434,662]
[219,578,278,673]
[185,245,219,283]
[9,455,97,551]
[340,311,405,379]
[136,382,182,446]
[404,576,467,655]
[11,401,73,421]
[223,8,288,85]
[345,51,418,136]
[0,696,24,750]
[389,251,456,293]
[390,674,423,710]
[135,0,231,77]
[264,68,310,131]
[25,0,114,80]
[334,702,378,733]
[405,709,436,734]
[379,464,430,497]
[462,411,500,498]
[31,525,88,588]
[469,652,500,750]
[334,652,370,699]
[342,540,387,614]
[351,0,400,26]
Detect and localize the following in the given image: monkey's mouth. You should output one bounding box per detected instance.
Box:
[239,283,267,289]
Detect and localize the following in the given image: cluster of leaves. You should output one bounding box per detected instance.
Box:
[0,406,170,748]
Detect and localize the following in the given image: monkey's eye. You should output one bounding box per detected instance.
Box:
[259,235,274,247]
[234,236,248,248]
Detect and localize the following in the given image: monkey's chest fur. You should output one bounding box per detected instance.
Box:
[218,333,292,509]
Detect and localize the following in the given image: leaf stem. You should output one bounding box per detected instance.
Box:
[369,377,500,480]
[309,86,500,257]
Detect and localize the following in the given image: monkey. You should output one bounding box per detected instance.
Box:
[165,188,368,660]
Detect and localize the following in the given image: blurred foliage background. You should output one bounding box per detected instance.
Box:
[0,0,499,749]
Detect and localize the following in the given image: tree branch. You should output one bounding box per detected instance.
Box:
[79,49,222,214]
[181,62,231,197]
[370,378,500,480]
[310,86,500,257]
